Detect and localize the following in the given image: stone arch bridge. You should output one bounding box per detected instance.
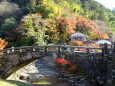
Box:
[0,45,115,86]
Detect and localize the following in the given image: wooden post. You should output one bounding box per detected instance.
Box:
[104,43,108,54]
[102,48,105,57]
[58,47,61,58]
[113,44,115,52]
[102,43,108,57]
[44,46,47,56]
[87,48,90,54]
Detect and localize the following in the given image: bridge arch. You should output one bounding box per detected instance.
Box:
[2,56,43,79]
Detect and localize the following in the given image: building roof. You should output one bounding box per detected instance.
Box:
[84,40,93,44]
[96,39,111,44]
[71,32,85,37]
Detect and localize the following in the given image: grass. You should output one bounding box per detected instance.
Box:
[0,78,32,86]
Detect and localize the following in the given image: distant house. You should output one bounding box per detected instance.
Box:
[96,39,112,45]
[96,39,112,47]
[70,32,89,42]
[83,40,94,46]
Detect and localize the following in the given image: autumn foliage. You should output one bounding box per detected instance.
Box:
[55,58,72,65]
[75,16,103,40]
[0,38,8,49]
[70,41,84,46]
[52,17,77,34]
[47,17,77,43]
[55,58,78,72]
[100,33,109,39]
[47,16,109,43]
[59,17,77,34]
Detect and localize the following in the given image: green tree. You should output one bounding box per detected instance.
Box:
[0,17,17,37]
[17,14,47,46]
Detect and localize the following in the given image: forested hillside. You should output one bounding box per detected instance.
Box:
[0,0,115,47]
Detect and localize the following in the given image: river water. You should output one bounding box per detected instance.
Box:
[31,77,71,86]
[31,77,72,86]
[31,71,98,86]
[8,59,98,86]
[30,61,98,86]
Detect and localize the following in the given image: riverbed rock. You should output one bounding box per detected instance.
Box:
[8,57,59,80]
[19,74,30,80]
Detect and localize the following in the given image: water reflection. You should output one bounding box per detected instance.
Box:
[32,77,71,86]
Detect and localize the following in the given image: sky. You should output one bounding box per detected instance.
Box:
[95,0,115,10]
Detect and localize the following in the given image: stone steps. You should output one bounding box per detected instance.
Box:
[58,71,98,86]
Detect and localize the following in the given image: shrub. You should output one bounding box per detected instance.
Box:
[100,33,109,39]
[70,41,84,46]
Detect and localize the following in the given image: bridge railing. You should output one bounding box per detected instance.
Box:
[0,44,114,55]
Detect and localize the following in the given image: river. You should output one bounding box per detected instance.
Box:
[31,77,71,86]
[30,71,98,86]
[8,59,98,86]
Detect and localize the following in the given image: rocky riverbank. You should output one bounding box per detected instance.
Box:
[57,71,98,86]
[7,57,59,80]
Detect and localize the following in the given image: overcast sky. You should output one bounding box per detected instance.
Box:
[95,0,115,10]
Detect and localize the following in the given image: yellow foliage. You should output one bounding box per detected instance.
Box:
[53,7,59,14]
[69,65,77,71]
[60,1,70,8]
[95,50,102,53]
[71,4,81,13]
[101,33,109,39]
[48,13,55,18]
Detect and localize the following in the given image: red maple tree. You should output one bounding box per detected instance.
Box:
[0,38,8,49]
